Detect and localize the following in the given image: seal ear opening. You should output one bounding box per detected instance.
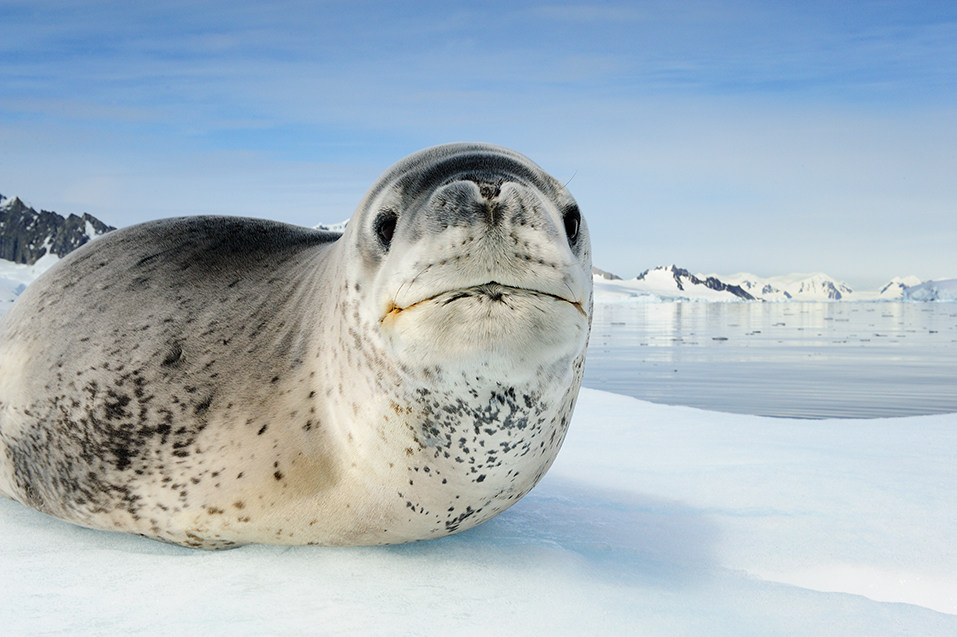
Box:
[562,205,581,244]
[375,210,399,249]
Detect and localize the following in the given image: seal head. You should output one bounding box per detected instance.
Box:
[360,144,589,373]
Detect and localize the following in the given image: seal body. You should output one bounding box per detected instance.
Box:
[0,143,592,548]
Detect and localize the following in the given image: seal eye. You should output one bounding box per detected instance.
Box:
[562,206,581,243]
[375,211,398,249]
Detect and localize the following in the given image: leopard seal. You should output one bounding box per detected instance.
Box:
[0,142,592,548]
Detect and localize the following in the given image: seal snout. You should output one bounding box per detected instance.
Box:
[428,179,511,231]
[378,169,588,321]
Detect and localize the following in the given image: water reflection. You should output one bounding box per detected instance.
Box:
[584,302,957,419]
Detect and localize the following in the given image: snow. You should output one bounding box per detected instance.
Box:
[0,278,27,313]
[314,219,349,233]
[2,388,955,635]
[84,219,99,240]
[904,278,957,302]
[0,194,30,210]
[0,254,60,313]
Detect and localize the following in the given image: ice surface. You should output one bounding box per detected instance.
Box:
[2,388,954,636]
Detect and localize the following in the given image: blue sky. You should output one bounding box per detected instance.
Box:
[2,1,956,287]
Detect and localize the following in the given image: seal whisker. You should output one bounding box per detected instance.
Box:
[393,263,433,310]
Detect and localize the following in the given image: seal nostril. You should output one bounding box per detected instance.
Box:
[375,210,398,248]
[478,183,501,200]
[562,206,581,243]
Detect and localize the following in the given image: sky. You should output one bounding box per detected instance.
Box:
[1,0,956,289]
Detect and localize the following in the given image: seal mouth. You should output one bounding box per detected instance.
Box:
[382,282,586,323]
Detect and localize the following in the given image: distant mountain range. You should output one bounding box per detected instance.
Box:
[593,265,957,302]
[1,194,954,312]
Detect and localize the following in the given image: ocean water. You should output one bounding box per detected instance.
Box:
[583,301,957,419]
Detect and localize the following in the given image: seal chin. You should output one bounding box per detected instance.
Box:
[379,282,589,373]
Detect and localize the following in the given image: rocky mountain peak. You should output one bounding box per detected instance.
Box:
[0,195,115,265]
[635,265,755,300]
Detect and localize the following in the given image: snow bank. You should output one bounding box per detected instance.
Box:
[0,278,27,313]
[2,388,954,635]
[593,278,664,303]
[0,254,60,313]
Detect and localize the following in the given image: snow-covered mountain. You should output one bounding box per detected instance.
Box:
[879,276,923,300]
[902,278,957,302]
[714,272,855,301]
[594,265,754,302]
[0,194,115,312]
[593,266,935,302]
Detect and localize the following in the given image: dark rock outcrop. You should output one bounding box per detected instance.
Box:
[0,195,115,265]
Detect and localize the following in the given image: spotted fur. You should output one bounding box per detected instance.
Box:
[0,143,592,548]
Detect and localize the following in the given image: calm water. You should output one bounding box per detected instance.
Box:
[583,302,957,419]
